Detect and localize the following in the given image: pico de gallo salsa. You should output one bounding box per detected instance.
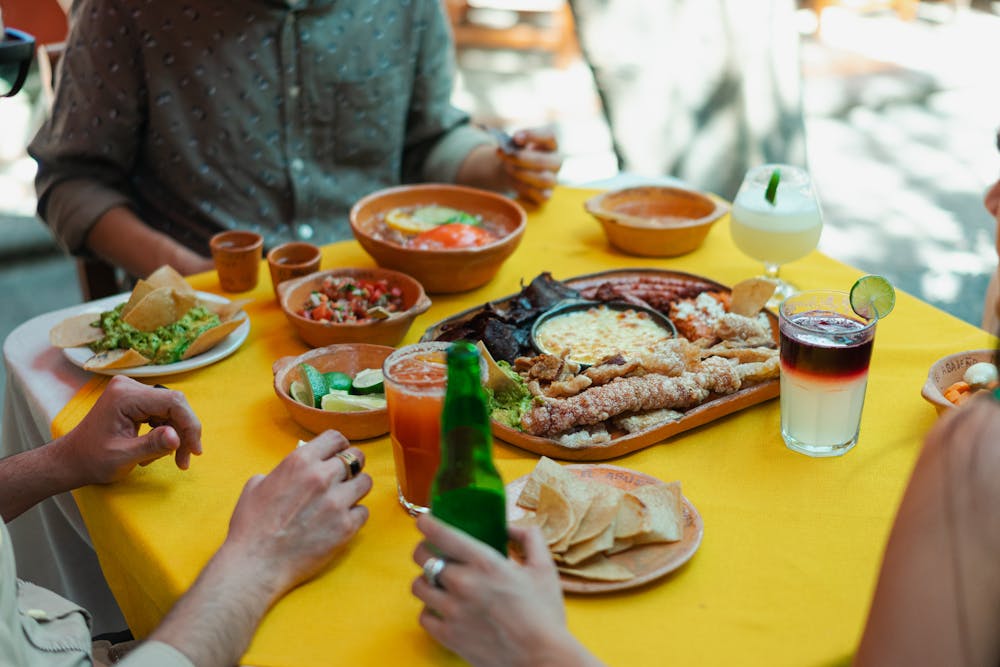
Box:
[297,276,404,324]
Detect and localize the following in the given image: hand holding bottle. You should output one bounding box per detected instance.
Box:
[412,515,603,667]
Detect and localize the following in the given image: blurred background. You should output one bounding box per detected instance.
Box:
[1,0,999,405]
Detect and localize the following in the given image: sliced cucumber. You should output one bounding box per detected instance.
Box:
[351,368,385,395]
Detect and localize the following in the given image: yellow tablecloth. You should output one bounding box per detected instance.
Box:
[53,187,993,666]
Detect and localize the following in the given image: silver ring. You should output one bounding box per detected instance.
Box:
[422,556,446,589]
[335,450,362,480]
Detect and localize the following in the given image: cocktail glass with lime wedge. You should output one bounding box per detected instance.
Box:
[777,279,893,457]
[731,164,823,307]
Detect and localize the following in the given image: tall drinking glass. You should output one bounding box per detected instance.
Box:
[382,342,451,515]
[778,291,876,457]
[731,164,823,305]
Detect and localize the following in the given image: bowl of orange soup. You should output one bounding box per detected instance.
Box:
[350,184,527,293]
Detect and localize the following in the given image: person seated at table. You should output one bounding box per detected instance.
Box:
[981,174,1000,333]
[411,389,1000,666]
[0,375,371,666]
[28,0,562,278]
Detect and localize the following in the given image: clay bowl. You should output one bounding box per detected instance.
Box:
[921,349,997,414]
[273,344,393,440]
[278,267,431,348]
[585,186,729,257]
[350,184,527,293]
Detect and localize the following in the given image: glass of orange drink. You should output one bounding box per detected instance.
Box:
[382,342,452,515]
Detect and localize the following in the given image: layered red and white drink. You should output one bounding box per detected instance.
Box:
[779,291,876,457]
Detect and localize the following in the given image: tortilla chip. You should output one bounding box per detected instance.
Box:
[569,484,622,545]
[49,313,104,348]
[84,348,151,370]
[630,482,684,545]
[145,265,193,294]
[730,278,776,316]
[121,279,154,319]
[518,456,575,510]
[558,554,634,582]
[173,290,199,317]
[123,287,180,332]
[536,483,576,546]
[202,298,251,322]
[180,317,244,360]
[613,492,648,539]
[562,521,616,566]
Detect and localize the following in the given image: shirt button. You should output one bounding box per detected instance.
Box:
[26,609,48,620]
[290,158,305,172]
[296,224,314,240]
[289,86,300,98]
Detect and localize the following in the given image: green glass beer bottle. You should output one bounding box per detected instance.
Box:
[430,341,508,555]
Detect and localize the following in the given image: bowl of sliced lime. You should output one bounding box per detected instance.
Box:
[273,343,393,440]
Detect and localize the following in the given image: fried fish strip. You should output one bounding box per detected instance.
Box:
[520,359,741,437]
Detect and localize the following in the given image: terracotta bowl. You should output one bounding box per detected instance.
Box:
[277,267,431,348]
[273,344,393,440]
[921,349,996,414]
[350,184,527,293]
[585,186,729,257]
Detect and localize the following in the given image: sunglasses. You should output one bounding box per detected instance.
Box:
[0,28,36,98]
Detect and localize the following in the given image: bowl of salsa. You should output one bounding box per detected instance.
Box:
[278,267,431,348]
[350,184,527,293]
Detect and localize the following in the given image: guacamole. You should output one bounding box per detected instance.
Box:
[89,304,221,364]
[486,361,533,430]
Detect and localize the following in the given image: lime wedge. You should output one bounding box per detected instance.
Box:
[324,371,353,393]
[298,363,327,408]
[765,169,781,206]
[289,380,312,406]
[321,391,387,412]
[850,275,896,320]
[351,368,385,395]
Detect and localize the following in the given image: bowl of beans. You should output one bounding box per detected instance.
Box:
[350,184,527,293]
[278,267,431,348]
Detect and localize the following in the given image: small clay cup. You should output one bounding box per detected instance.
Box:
[210,230,264,292]
[267,242,322,302]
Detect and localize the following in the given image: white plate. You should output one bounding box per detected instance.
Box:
[61,292,251,377]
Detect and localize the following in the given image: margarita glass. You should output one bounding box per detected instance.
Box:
[730,164,823,305]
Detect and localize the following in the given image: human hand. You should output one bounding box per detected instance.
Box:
[411,515,597,667]
[55,375,203,486]
[498,128,563,206]
[220,431,372,601]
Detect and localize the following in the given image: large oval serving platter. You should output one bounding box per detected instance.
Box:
[421,268,780,461]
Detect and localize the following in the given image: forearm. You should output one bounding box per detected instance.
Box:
[0,440,82,521]
[146,543,284,667]
[86,206,213,277]
[530,630,606,667]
